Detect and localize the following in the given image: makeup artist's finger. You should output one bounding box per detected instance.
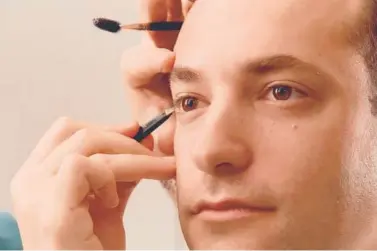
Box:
[57,154,119,209]
[139,0,182,49]
[43,129,153,173]
[109,123,155,149]
[140,0,167,21]
[121,45,175,87]
[25,119,141,166]
[139,0,186,22]
[57,153,175,209]
[139,134,155,150]
[167,0,183,20]
[90,154,176,181]
[183,0,195,16]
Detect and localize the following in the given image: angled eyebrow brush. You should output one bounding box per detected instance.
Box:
[93,18,183,33]
[133,107,175,142]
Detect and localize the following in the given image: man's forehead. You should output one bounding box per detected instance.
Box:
[184,0,363,36]
[190,0,361,16]
[173,0,367,93]
[176,0,365,62]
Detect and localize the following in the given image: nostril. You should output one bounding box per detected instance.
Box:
[215,162,247,176]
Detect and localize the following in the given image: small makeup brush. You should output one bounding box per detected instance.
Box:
[133,107,175,142]
[93,18,183,33]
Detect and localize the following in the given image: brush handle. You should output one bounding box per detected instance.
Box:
[133,112,174,142]
[148,21,183,31]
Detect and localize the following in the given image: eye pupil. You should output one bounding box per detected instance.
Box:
[273,86,292,100]
[182,97,198,112]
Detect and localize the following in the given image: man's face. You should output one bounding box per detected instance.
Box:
[170,0,377,249]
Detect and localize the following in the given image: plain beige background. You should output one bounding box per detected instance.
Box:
[0,0,187,249]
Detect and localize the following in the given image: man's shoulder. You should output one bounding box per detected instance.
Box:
[0,212,22,250]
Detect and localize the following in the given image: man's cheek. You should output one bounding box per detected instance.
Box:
[174,138,203,197]
[164,131,192,205]
[174,126,196,173]
[156,116,175,155]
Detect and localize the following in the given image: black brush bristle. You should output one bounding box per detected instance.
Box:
[93,18,121,33]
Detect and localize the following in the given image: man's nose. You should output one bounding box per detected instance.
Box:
[191,103,252,176]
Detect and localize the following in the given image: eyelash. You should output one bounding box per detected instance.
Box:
[172,84,308,113]
[263,84,308,102]
[173,93,205,113]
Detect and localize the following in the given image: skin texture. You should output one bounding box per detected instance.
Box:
[11,0,377,249]
[169,0,377,249]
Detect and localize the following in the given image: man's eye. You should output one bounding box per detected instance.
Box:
[265,85,307,101]
[173,95,202,112]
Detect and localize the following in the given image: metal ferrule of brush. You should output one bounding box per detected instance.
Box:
[123,21,183,31]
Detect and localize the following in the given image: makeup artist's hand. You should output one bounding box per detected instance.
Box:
[10,119,175,250]
[122,0,195,156]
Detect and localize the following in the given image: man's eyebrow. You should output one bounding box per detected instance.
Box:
[169,55,331,83]
[244,55,315,74]
[245,54,340,86]
[169,66,202,83]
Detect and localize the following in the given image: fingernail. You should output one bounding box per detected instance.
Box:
[108,194,120,208]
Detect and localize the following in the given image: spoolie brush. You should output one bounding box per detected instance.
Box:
[93,18,183,33]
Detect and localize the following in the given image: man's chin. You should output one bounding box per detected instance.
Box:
[181,216,289,250]
[184,233,282,250]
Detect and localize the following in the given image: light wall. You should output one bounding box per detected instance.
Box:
[0,1,187,249]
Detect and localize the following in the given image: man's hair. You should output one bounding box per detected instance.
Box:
[355,0,377,114]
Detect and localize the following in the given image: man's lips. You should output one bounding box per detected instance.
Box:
[192,199,276,221]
